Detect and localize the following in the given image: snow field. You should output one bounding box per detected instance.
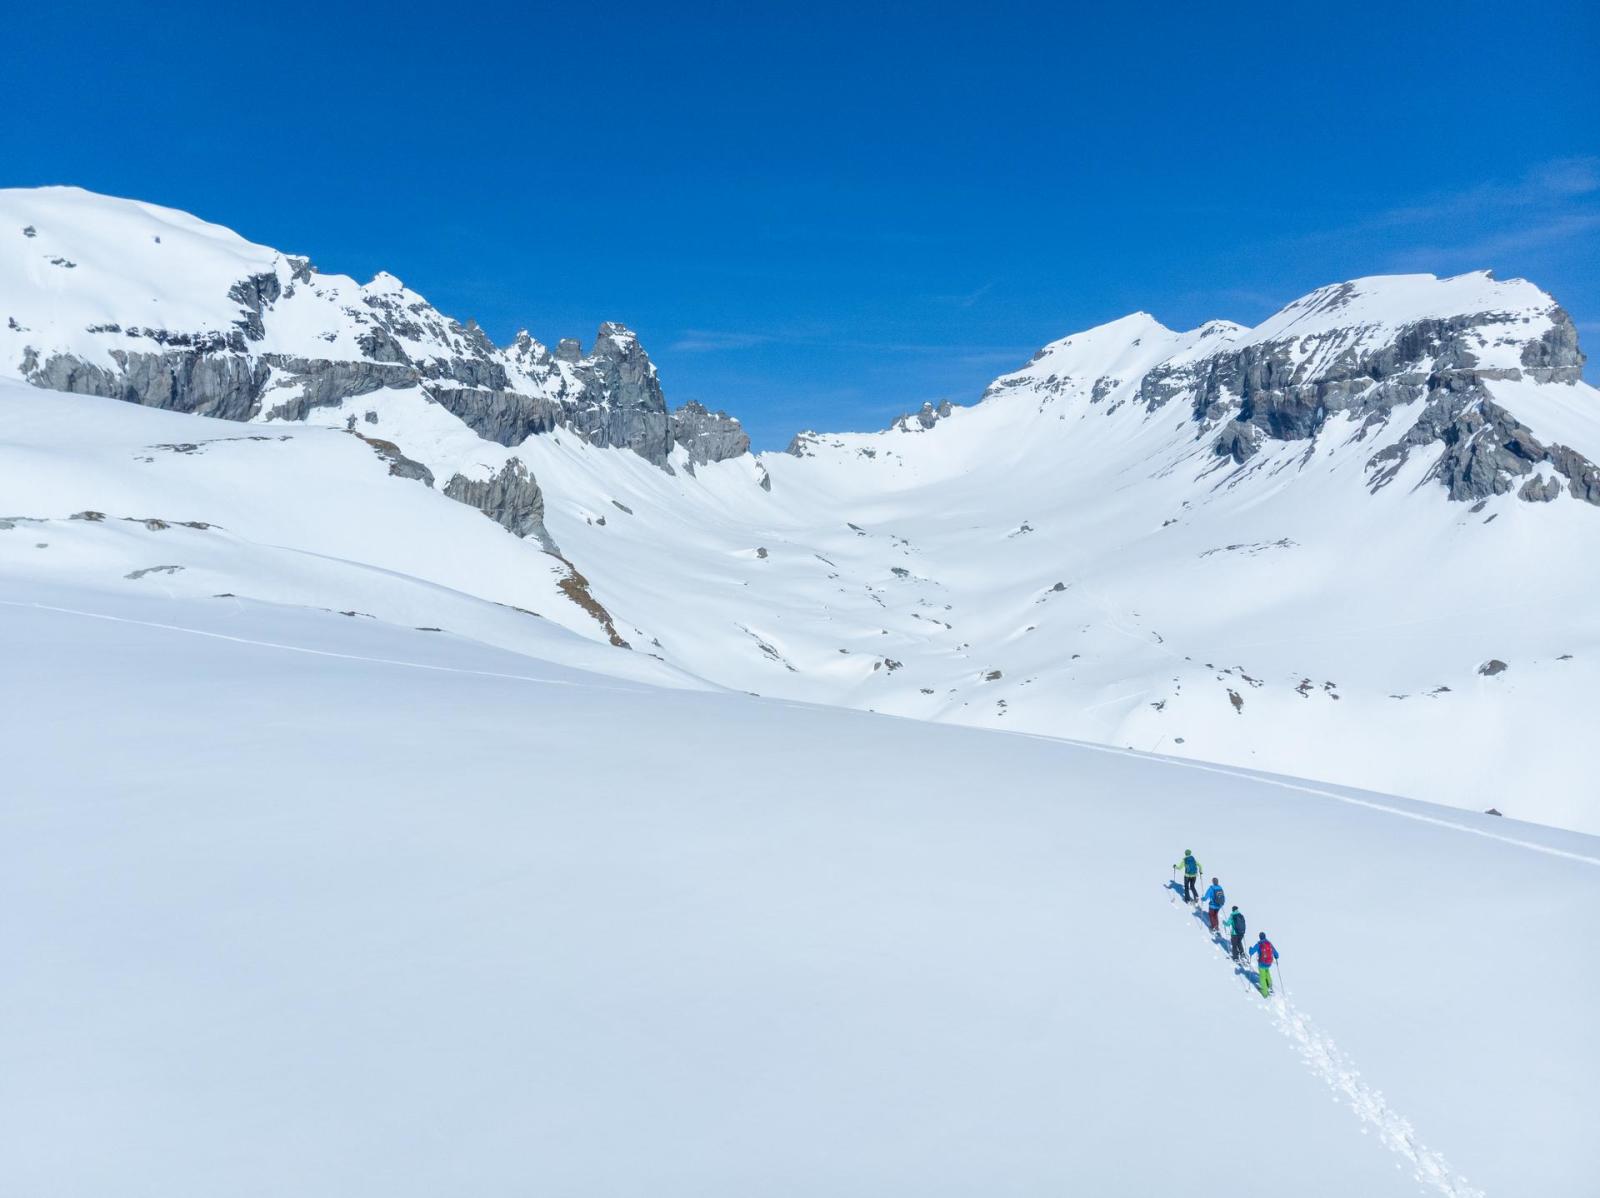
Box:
[2,587,1596,1194]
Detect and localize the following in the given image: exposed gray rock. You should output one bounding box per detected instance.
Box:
[891,400,954,432]
[18,243,746,478]
[1368,395,1600,506]
[1519,474,1563,502]
[30,349,272,420]
[443,458,557,552]
[352,433,434,487]
[1520,308,1586,382]
[226,271,282,342]
[570,323,672,465]
[671,400,750,465]
[427,386,565,446]
[1141,299,1598,507]
[356,325,411,365]
[1478,659,1508,676]
[260,357,417,421]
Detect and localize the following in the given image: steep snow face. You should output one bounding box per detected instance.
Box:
[2,584,1597,1195]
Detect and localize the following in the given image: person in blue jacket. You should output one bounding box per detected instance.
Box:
[1250,933,1280,997]
[1176,850,1201,902]
[1201,878,1226,932]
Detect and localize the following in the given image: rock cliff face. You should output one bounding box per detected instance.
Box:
[1153,297,1593,503]
[0,187,758,551]
[982,275,1597,508]
[670,400,751,468]
[443,458,557,552]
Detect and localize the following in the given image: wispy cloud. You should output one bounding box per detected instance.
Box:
[923,280,997,309]
[1375,156,1600,229]
[1386,211,1600,273]
[670,329,780,353]
[1318,155,1593,271]
[1296,156,1600,274]
[667,325,1029,369]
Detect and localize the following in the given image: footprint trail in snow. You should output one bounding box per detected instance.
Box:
[1171,886,1483,1196]
[1264,996,1484,1198]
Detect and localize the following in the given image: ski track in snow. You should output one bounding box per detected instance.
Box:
[1172,891,1486,1198]
[1032,728,1600,870]
[16,595,1598,870]
[0,599,660,696]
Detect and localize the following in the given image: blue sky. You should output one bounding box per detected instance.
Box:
[4,0,1596,447]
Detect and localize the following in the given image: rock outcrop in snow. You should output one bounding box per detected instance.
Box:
[443,458,556,552]
[670,400,751,468]
[987,277,1595,506]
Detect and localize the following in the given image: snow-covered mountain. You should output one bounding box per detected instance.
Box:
[4,186,1598,830]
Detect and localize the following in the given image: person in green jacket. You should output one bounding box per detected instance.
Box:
[1175,850,1201,903]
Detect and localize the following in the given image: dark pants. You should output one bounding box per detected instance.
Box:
[1230,933,1244,960]
[1208,907,1221,932]
[1183,875,1197,902]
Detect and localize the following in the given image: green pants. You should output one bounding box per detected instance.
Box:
[1257,964,1273,997]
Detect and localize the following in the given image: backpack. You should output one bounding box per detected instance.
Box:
[1231,912,1245,936]
[1210,888,1225,908]
[1258,940,1275,966]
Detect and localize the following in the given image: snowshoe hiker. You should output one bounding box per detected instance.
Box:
[1201,879,1226,932]
[1227,907,1246,960]
[1249,933,1279,997]
[1176,850,1201,902]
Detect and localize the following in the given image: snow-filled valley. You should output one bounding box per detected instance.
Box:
[4,187,1598,830]
[3,184,1600,1192]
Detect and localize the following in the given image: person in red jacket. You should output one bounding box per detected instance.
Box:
[1249,933,1280,997]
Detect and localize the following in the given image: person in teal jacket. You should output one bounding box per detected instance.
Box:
[1176,850,1201,903]
[1227,907,1246,960]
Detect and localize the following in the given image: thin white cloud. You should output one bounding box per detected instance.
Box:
[1387,212,1600,272]
[669,329,779,352]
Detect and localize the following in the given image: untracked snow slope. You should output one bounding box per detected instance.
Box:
[1,585,1596,1195]
[0,378,695,687]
